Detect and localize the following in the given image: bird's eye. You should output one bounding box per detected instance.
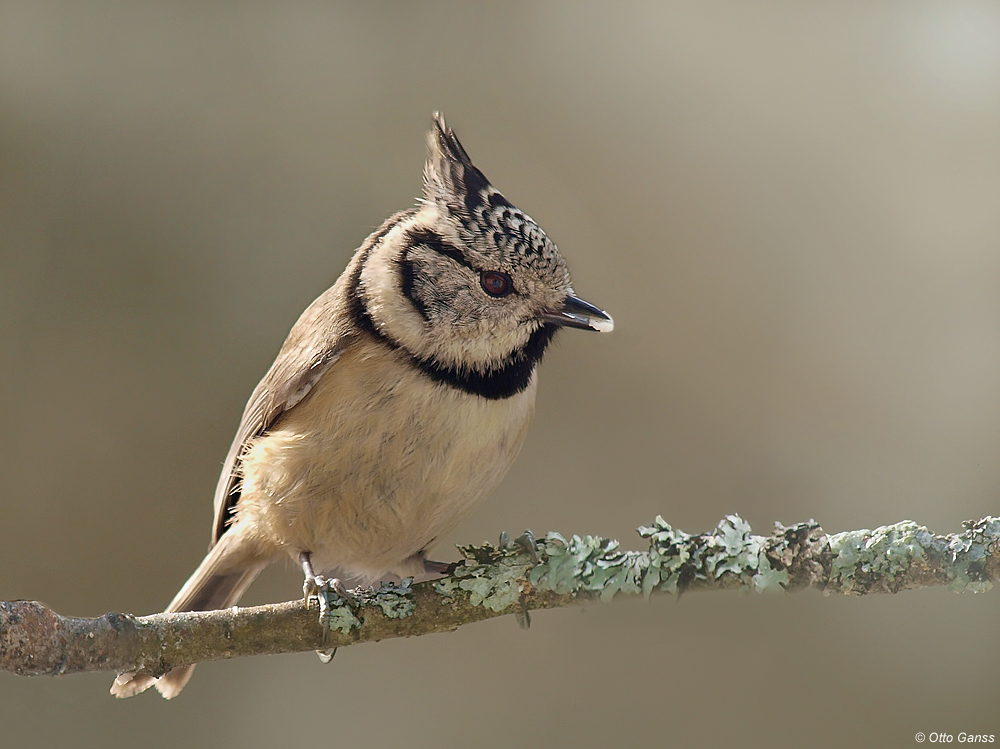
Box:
[480,270,513,298]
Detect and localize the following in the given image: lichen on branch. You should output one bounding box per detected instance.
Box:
[2,515,999,684]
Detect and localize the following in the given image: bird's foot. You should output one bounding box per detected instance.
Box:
[302,572,355,627]
[423,558,456,575]
[514,529,539,563]
[299,551,357,663]
[497,531,538,631]
[500,529,539,563]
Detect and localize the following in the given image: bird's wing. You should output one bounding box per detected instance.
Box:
[209,285,357,546]
[207,206,413,546]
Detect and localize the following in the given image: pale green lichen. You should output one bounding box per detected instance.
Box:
[946,516,1000,593]
[334,516,999,627]
[526,515,789,601]
[451,539,534,612]
[528,532,648,602]
[325,580,417,633]
[752,553,790,592]
[431,576,460,599]
[700,515,788,592]
[367,579,416,619]
[828,521,932,592]
[828,518,1000,594]
[639,516,692,595]
[326,605,361,634]
[706,515,763,577]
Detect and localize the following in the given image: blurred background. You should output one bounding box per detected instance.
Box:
[2,1,1000,746]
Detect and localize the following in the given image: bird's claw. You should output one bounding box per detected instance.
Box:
[300,552,357,664]
[422,558,455,575]
[500,530,538,563]
[316,648,337,664]
[303,573,355,627]
[303,575,355,664]
[514,529,539,563]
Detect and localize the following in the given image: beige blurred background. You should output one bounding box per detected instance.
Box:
[2,1,999,746]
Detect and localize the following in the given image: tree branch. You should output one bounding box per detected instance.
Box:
[3,515,999,680]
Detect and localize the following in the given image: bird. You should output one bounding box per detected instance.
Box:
[111,113,613,699]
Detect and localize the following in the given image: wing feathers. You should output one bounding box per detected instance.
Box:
[207,211,413,546]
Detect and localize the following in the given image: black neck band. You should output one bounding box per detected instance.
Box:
[408,324,556,399]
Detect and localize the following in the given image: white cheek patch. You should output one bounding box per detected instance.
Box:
[360,210,538,371]
[360,223,429,350]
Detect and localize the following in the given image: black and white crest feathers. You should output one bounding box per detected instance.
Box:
[423,111,498,215]
[422,113,567,279]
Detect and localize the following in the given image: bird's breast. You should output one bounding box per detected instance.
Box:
[237,337,537,581]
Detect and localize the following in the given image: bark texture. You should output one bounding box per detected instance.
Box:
[2,516,998,680]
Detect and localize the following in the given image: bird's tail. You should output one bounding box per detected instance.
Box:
[110,528,268,699]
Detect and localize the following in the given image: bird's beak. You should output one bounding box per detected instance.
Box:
[540,295,614,333]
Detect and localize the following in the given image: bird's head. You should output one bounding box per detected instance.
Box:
[358,113,612,394]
